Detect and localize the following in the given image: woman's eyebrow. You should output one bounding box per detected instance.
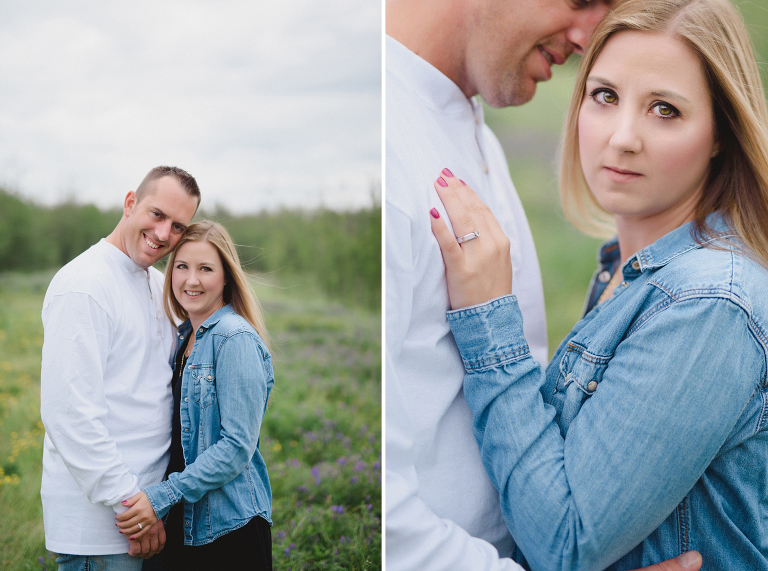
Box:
[650,90,691,104]
[586,76,617,89]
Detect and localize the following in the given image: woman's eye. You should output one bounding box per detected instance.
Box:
[651,102,680,119]
[175,264,187,270]
[591,89,617,105]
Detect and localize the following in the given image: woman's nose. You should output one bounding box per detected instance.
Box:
[608,114,643,154]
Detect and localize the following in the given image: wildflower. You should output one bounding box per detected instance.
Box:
[284,548,291,556]
[350,476,358,484]
[337,457,346,466]
[311,466,321,485]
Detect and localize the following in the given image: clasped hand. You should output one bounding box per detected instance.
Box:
[430,169,513,310]
[116,491,160,547]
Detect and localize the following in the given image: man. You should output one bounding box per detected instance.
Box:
[384,0,702,569]
[40,166,200,570]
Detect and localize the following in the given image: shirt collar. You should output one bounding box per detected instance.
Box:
[386,35,479,118]
[98,238,150,277]
[597,212,734,273]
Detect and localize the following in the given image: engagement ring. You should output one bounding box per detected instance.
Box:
[456,230,480,244]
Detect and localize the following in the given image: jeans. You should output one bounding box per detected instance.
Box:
[55,553,143,571]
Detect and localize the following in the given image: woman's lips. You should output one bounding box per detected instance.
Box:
[603,166,643,183]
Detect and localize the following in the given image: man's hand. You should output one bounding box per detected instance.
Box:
[127,519,166,559]
[632,551,702,571]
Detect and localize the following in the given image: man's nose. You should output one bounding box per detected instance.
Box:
[566,3,611,55]
[155,220,172,242]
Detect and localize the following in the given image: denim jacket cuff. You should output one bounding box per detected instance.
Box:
[447,294,530,371]
[142,480,179,520]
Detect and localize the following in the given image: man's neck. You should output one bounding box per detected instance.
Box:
[387,0,474,98]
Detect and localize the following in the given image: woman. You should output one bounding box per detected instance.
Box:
[429,0,768,569]
[115,221,274,570]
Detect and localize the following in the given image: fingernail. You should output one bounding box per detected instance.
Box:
[430,208,440,219]
[121,500,127,504]
[441,168,453,178]
[129,536,134,540]
[677,551,701,568]
[437,177,448,187]
[460,179,466,186]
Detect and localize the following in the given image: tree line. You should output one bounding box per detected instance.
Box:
[0,189,381,311]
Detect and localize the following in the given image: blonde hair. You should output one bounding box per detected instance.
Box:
[164,220,272,350]
[560,0,768,265]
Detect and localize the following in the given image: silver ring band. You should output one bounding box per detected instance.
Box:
[137,522,143,530]
[456,230,480,244]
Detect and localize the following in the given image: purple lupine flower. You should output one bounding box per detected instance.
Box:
[350,476,358,483]
[337,457,346,466]
[311,466,321,484]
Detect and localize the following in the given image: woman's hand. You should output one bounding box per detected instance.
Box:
[115,491,159,541]
[430,169,513,310]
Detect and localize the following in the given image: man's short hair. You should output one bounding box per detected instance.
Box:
[135,166,201,206]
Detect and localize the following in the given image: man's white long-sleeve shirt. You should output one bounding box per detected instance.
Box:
[385,36,548,570]
[41,239,175,555]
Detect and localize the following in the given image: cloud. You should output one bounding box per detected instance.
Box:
[0,0,381,211]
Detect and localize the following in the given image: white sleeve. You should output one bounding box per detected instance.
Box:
[41,291,140,513]
[385,203,524,571]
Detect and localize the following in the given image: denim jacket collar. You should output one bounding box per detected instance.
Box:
[176,304,237,338]
[598,211,734,274]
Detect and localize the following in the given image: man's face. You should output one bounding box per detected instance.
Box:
[120,176,198,269]
[465,0,614,107]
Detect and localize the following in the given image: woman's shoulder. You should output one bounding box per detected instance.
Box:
[210,308,270,352]
[654,243,768,324]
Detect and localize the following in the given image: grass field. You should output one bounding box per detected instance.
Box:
[0,271,381,571]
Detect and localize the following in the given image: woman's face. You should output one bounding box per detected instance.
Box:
[578,30,718,233]
[172,239,226,326]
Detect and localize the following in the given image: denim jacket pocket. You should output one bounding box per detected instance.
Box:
[191,366,217,409]
[552,342,611,433]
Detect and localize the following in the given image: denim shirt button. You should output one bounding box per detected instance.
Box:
[184,428,189,432]
[621,281,629,288]
[631,260,641,270]
[185,521,190,526]
[179,335,184,340]
[208,375,212,380]
[587,381,598,391]
[185,397,188,402]
[598,271,611,283]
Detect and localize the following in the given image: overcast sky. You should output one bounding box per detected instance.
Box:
[0,0,381,213]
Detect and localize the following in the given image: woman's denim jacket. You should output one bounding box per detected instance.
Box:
[143,305,274,545]
[448,216,768,571]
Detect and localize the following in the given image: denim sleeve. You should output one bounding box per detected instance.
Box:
[448,294,763,571]
[143,331,270,518]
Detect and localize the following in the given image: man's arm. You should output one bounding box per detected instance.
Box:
[41,291,141,512]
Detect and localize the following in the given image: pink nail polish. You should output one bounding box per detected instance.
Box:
[442,168,453,178]
[437,177,448,187]
[460,179,466,186]
[430,208,440,219]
